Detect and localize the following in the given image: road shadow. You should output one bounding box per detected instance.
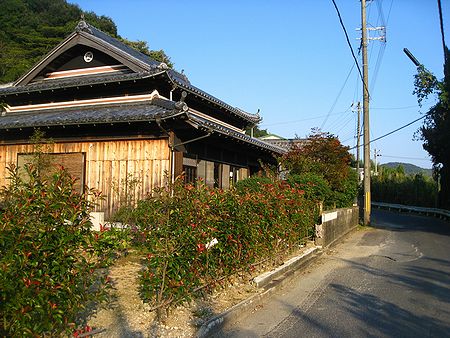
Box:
[264,217,450,337]
[328,282,450,337]
[264,261,450,338]
[371,209,450,236]
[334,254,450,306]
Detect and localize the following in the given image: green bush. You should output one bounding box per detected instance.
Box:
[92,225,132,267]
[331,168,359,208]
[286,169,358,209]
[234,176,273,193]
[123,178,318,316]
[0,163,109,337]
[286,173,332,206]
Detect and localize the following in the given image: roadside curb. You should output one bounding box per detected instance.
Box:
[195,246,323,338]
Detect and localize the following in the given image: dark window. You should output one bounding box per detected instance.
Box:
[214,163,222,188]
[230,166,239,186]
[183,165,197,184]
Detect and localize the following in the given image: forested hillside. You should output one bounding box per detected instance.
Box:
[380,162,432,177]
[0,0,171,84]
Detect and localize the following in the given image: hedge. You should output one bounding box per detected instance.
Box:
[117,177,319,315]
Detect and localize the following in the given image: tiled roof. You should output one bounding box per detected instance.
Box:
[0,68,262,125]
[167,70,262,124]
[189,113,286,155]
[0,71,163,96]
[259,138,306,151]
[0,102,174,129]
[0,98,282,155]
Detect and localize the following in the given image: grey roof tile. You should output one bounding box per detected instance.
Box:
[0,71,162,96]
[189,114,286,155]
[0,102,172,129]
[167,69,262,124]
[86,24,162,69]
[0,99,280,155]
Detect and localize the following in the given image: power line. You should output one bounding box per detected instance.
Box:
[324,105,352,132]
[260,110,349,127]
[437,0,447,62]
[349,115,425,150]
[375,0,386,27]
[381,155,430,161]
[330,0,370,99]
[372,105,423,110]
[369,42,386,93]
[385,0,394,24]
[320,63,355,129]
[258,103,429,128]
[367,0,387,95]
[336,113,355,134]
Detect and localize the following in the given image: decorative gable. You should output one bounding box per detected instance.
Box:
[14,20,165,86]
[27,44,133,83]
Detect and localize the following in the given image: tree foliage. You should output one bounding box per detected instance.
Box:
[0,0,173,84]
[245,125,269,138]
[282,129,352,191]
[372,165,438,208]
[281,129,358,208]
[118,38,173,68]
[0,143,109,336]
[413,47,450,209]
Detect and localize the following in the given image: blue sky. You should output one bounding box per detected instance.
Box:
[70,0,448,169]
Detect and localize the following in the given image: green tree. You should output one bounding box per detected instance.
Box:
[245,125,269,138]
[118,38,173,68]
[281,129,357,208]
[0,0,173,84]
[282,129,352,191]
[372,165,438,208]
[413,47,450,209]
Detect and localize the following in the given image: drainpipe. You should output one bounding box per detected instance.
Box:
[155,117,176,186]
[169,85,177,101]
[171,138,176,185]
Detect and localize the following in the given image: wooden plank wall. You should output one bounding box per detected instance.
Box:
[0,138,170,218]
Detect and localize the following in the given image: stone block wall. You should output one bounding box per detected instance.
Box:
[315,206,359,247]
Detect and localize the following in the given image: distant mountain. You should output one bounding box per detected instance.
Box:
[380,162,433,177]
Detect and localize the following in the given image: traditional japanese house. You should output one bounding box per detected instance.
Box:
[0,20,284,219]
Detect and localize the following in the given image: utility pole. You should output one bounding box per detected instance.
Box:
[373,149,381,176]
[361,0,371,225]
[356,102,361,181]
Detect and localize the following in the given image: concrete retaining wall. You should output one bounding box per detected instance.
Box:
[315,206,359,247]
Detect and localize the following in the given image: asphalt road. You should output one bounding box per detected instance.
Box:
[214,209,450,337]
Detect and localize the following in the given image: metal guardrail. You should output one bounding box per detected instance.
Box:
[372,202,450,221]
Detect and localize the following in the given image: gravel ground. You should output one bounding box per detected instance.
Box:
[87,254,260,337]
[87,244,312,337]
